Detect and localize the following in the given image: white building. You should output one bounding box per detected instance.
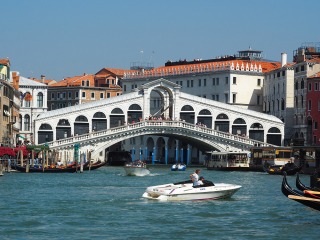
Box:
[120,49,282,162]
[17,75,48,145]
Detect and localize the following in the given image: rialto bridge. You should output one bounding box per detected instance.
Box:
[34,78,284,164]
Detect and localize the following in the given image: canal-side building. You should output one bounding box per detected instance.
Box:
[12,73,48,145]
[122,48,281,112]
[263,53,295,145]
[47,73,122,111]
[292,44,320,146]
[120,49,282,160]
[306,71,320,145]
[0,59,20,146]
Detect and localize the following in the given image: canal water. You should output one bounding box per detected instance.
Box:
[0,166,319,240]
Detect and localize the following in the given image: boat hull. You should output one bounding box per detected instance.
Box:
[142,183,241,201]
[124,166,150,176]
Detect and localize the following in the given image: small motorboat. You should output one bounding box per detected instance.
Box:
[142,179,241,201]
[171,163,186,171]
[124,160,150,176]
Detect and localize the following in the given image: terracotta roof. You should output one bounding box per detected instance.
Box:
[51,74,95,87]
[32,78,57,85]
[306,57,320,63]
[95,68,128,77]
[0,58,10,65]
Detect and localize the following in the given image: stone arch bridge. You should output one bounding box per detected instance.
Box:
[34,78,284,162]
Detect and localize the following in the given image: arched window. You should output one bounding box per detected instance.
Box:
[111,108,124,114]
[24,115,30,131]
[37,92,43,107]
[19,114,22,130]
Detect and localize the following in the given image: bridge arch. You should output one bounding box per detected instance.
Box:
[127,104,142,123]
[249,123,264,142]
[197,109,212,128]
[215,113,229,133]
[74,115,89,135]
[38,123,53,143]
[92,112,107,131]
[56,119,71,140]
[110,107,125,127]
[232,118,247,136]
[180,105,195,123]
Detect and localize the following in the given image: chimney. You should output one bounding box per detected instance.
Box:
[281,53,287,67]
[12,72,20,90]
[41,75,45,83]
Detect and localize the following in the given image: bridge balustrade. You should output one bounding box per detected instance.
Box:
[46,120,272,150]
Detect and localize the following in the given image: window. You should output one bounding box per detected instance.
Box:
[24,115,30,131]
[257,79,261,86]
[187,80,190,87]
[301,80,304,89]
[68,92,72,99]
[277,72,280,77]
[315,121,318,130]
[82,80,85,86]
[91,92,95,99]
[281,99,285,110]
[180,81,183,87]
[225,77,228,85]
[315,82,318,91]
[212,95,215,100]
[191,80,193,87]
[225,93,228,103]
[318,100,320,111]
[308,83,312,91]
[51,93,55,99]
[301,95,304,108]
[232,93,236,103]
[123,85,126,92]
[257,95,260,105]
[212,78,215,86]
[216,94,219,101]
[198,79,201,87]
[86,80,90,87]
[308,100,312,111]
[301,65,305,71]
[107,93,111,98]
[75,92,79,98]
[100,93,104,99]
[233,77,236,84]
[204,79,206,86]
[282,71,285,76]
[37,93,43,108]
[82,92,86,98]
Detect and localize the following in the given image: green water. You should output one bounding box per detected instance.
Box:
[0,166,319,239]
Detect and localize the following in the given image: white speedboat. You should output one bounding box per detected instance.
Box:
[124,161,150,176]
[142,180,241,201]
[171,163,186,171]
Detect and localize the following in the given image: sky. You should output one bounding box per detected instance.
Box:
[1,0,320,81]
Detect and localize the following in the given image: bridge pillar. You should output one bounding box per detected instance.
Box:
[143,87,151,120]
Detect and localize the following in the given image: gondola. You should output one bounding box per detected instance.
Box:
[14,165,78,173]
[83,161,107,170]
[295,173,320,191]
[264,162,302,175]
[281,172,320,211]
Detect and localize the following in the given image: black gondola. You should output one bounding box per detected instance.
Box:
[281,172,320,211]
[296,173,320,192]
[264,162,302,175]
[14,165,78,173]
